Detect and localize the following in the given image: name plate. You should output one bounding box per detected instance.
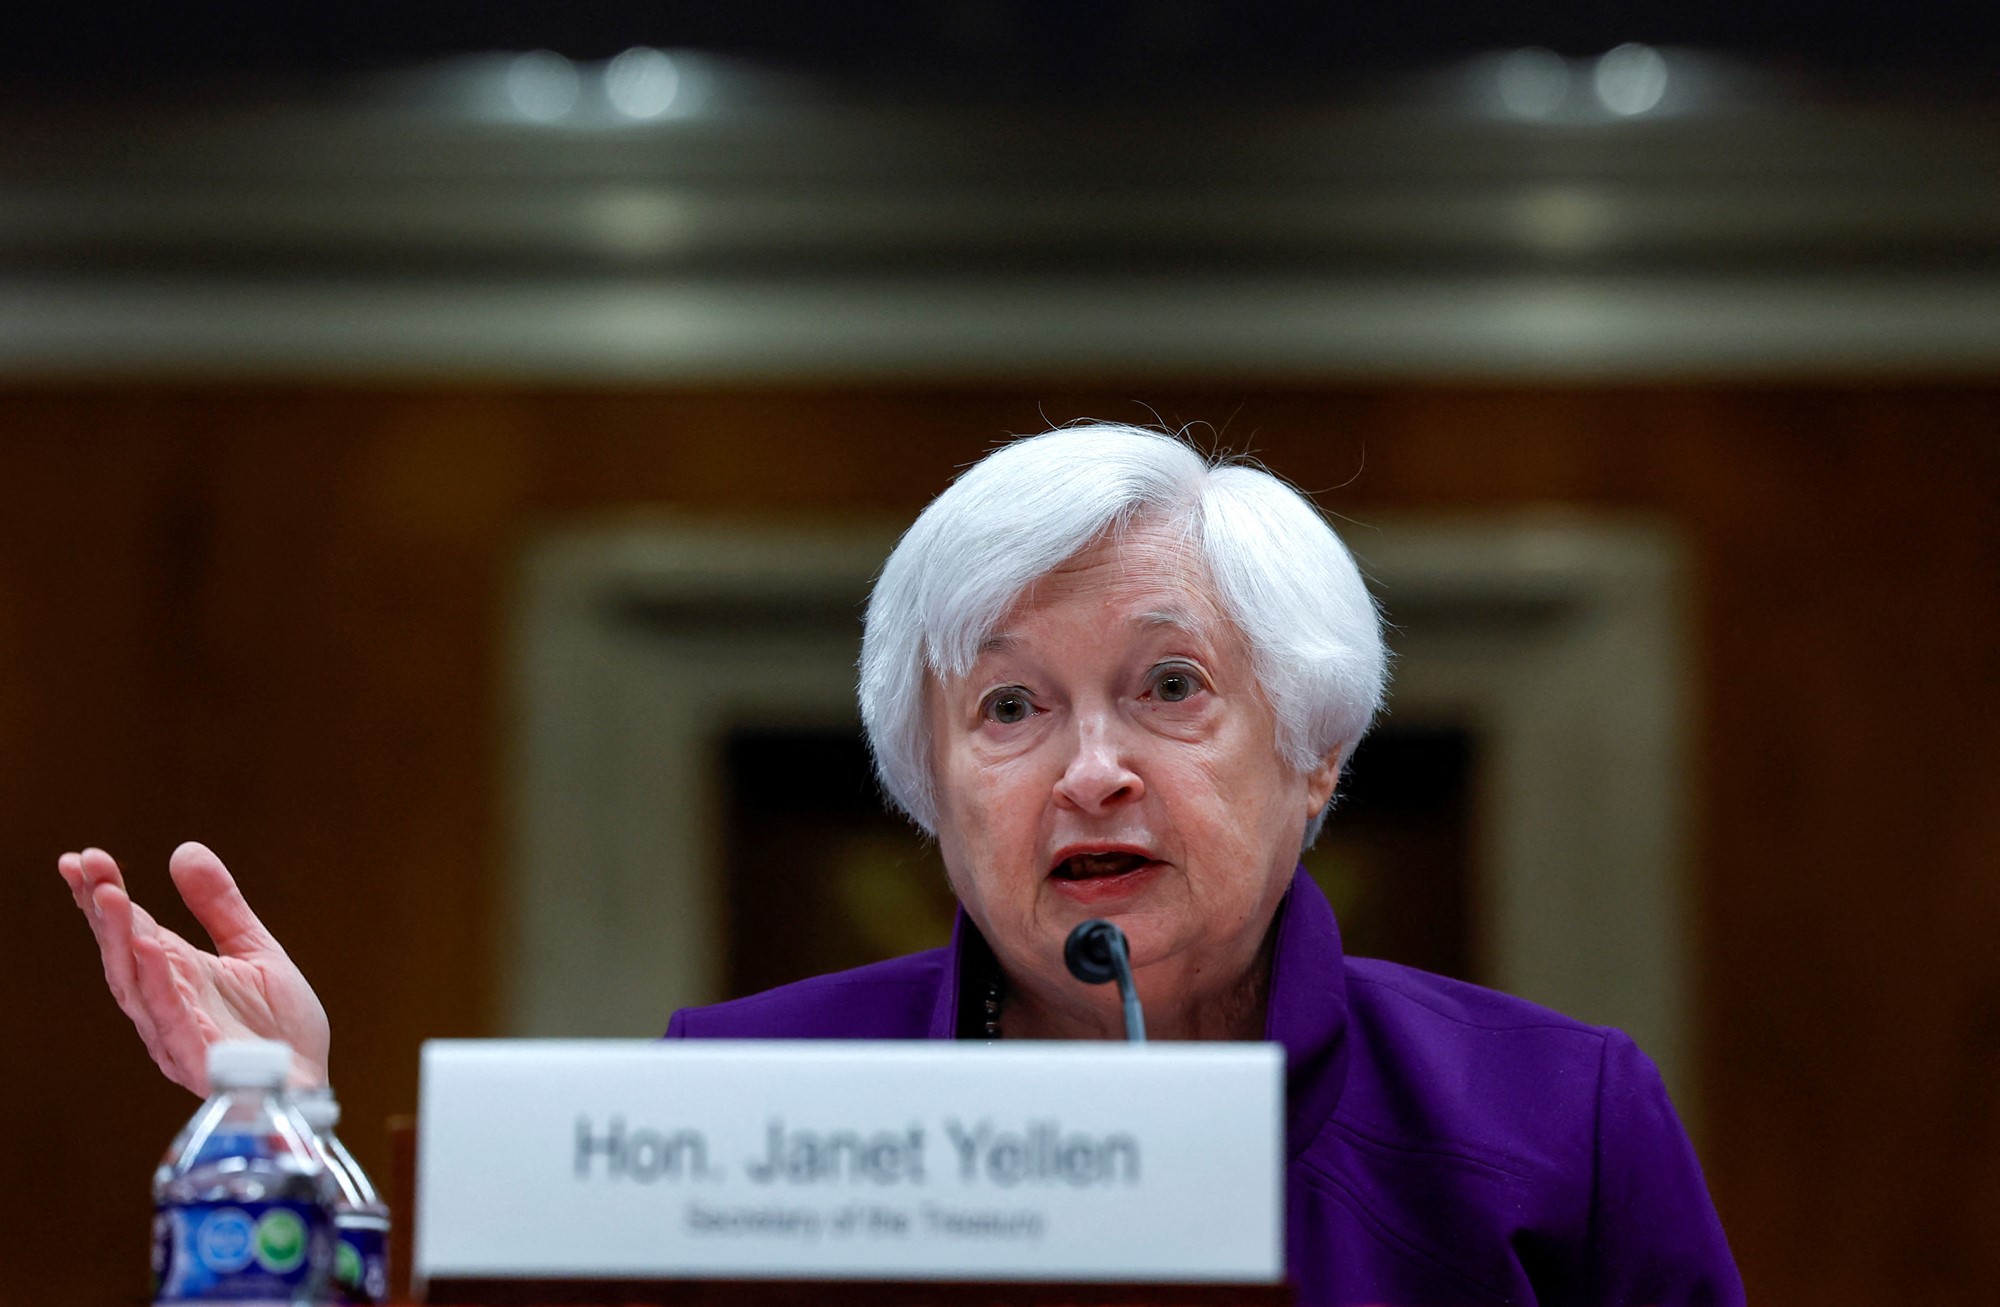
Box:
[417,1040,1282,1283]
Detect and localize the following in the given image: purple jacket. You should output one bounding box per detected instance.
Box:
[667,870,1742,1306]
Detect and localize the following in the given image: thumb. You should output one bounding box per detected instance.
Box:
[168,841,281,959]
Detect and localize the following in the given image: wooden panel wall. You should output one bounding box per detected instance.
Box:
[4,386,1996,1305]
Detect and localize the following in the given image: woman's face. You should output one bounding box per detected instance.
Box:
[927,523,1342,1022]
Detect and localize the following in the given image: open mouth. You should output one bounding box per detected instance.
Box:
[1050,852,1154,881]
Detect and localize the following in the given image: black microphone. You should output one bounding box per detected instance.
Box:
[1063,919,1147,1043]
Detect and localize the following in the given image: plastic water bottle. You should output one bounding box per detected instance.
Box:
[294,1088,391,1305]
[153,1040,335,1305]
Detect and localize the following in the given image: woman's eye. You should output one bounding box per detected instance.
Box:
[1153,668,1201,702]
[984,691,1032,725]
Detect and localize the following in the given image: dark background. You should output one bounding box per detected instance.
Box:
[7,2,2000,79]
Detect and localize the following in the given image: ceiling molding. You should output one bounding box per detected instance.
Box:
[6,58,1998,379]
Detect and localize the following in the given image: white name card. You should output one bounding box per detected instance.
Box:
[417,1039,1282,1284]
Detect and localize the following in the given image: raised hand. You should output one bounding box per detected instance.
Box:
[57,842,330,1097]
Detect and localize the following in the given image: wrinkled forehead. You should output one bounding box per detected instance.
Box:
[974,520,1231,656]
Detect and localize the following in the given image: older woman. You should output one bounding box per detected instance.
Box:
[60,425,1740,1305]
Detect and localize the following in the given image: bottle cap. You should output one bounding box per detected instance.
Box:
[294,1085,342,1131]
[206,1039,293,1090]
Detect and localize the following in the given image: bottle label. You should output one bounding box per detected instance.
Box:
[331,1223,389,1305]
[154,1199,330,1303]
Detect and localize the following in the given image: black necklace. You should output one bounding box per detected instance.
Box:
[982,972,1005,1040]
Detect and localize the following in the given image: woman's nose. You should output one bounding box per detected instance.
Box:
[1053,714,1145,813]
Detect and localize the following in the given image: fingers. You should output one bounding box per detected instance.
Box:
[56,851,93,914]
[85,876,139,990]
[168,842,280,959]
[85,879,166,1048]
[63,850,146,1016]
[131,918,211,1096]
[63,846,130,916]
[59,847,218,1098]
[86,880,203,1093]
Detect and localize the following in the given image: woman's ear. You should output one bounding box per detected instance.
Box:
[1303,746,1346,818]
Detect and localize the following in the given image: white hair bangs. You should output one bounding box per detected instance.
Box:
[858,424,1387,844]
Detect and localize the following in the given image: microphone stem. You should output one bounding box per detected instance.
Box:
[1108,934,1148,1044]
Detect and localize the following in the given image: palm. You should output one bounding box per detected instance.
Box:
[150,926,329,1072]
[59,842,330,1096]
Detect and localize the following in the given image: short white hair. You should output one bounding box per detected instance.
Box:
[858,423,1388,846]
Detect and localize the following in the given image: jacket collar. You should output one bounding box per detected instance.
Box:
[928,867,1352,1158]
[1262,867,1353,1158]
[926,907,986,1041]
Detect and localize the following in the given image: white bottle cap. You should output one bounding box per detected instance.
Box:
[206,1039,293,1090]
[294,1085,342,1131]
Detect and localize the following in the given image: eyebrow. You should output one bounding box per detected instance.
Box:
[975,631,1019,656]
[978,605,1211,655]
[1136,606,1212,636]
